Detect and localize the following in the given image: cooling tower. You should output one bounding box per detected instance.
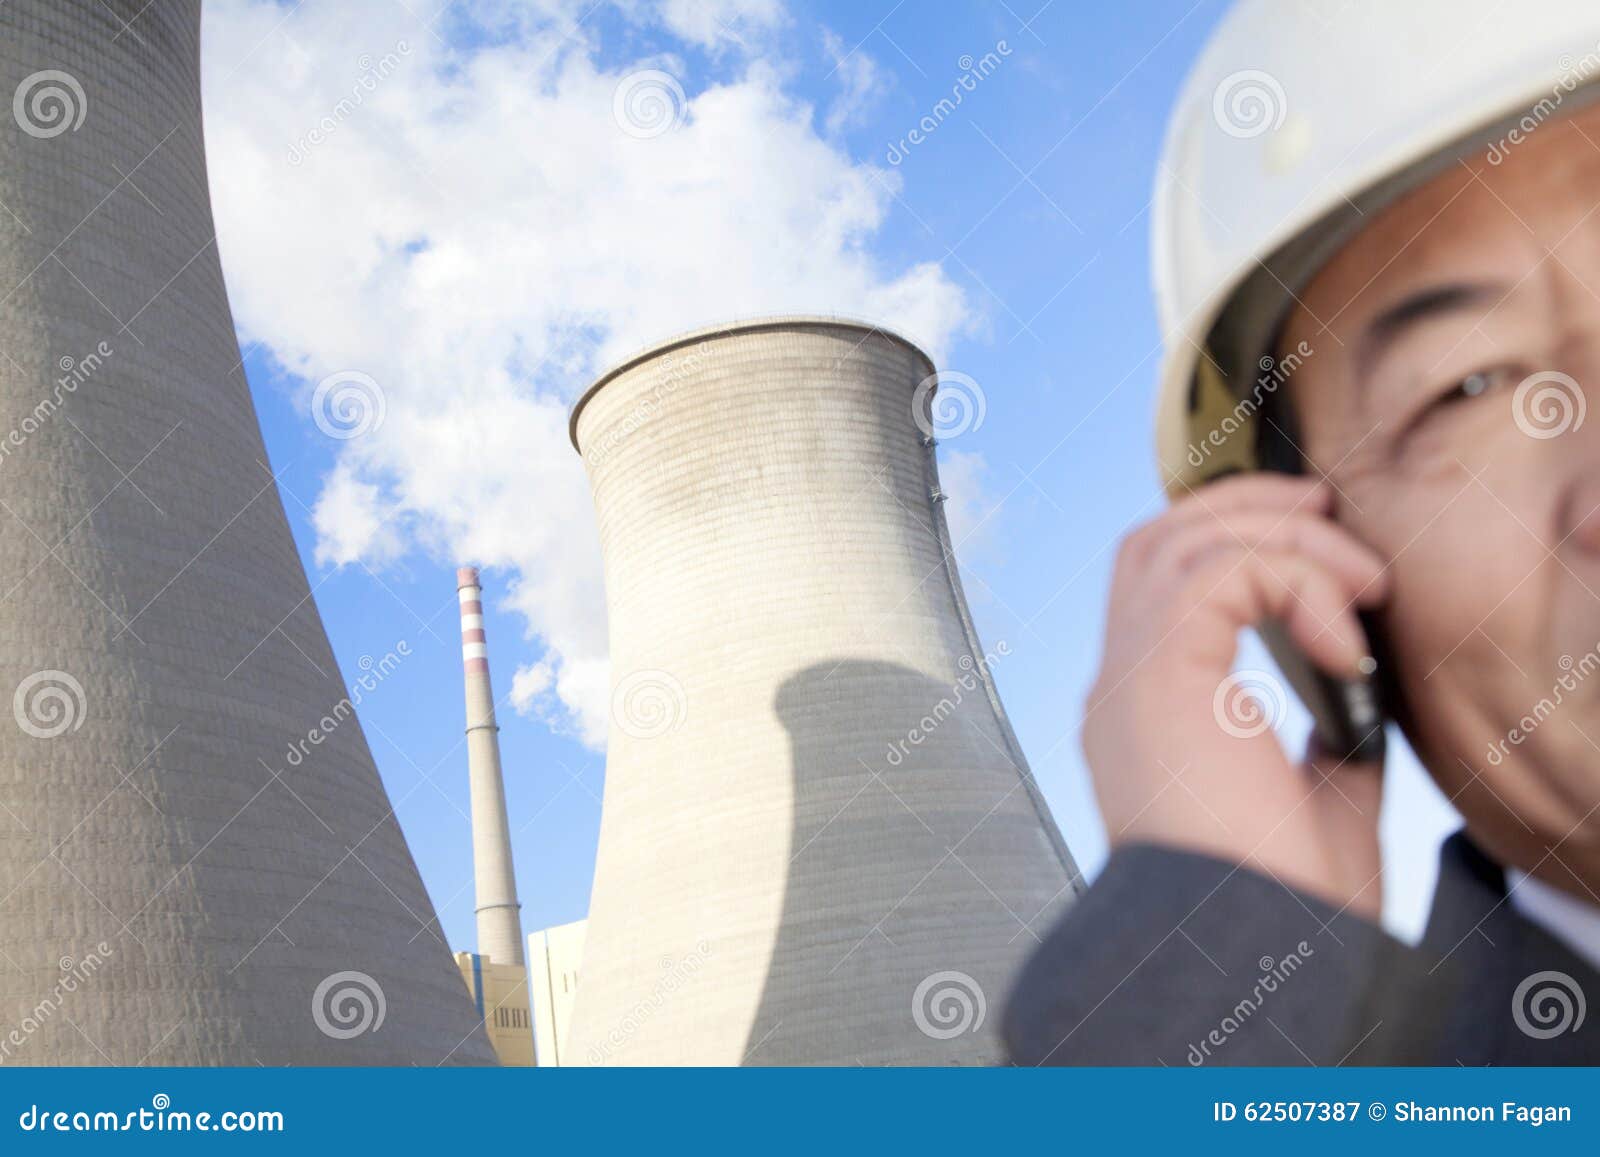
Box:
[0,1,493,1064]
[568,317,1081,1065]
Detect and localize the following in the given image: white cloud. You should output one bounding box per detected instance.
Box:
[203,0,971,748]
[310,461,403,567]
[821,30,884,135]
[657,0,786,49]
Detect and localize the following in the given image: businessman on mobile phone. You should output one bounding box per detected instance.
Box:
[1007,0,1600,1064]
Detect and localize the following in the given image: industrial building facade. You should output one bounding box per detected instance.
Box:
[0,0,492,1064]
[455,952,534,1067]
[567,319,1081,1065]
[528,920,587,1066]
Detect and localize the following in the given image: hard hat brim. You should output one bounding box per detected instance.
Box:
[1156,78,1600,498]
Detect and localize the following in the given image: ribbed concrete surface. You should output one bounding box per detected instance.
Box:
[569,319,1080,1065]
[0,1,493,1064]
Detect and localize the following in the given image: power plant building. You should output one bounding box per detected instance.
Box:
[454,952,535,1067]
[528,919,587,1067]
[0,0,492,1064]
[567,318,1081,1065]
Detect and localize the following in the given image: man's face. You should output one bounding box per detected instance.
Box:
[1283,100,1600,889]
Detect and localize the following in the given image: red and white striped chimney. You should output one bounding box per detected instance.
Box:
[457,566,524,966]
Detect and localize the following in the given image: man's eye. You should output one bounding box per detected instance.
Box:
[1440,367,1511,405]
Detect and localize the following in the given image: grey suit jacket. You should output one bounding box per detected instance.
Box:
[1004,834,1597,1065]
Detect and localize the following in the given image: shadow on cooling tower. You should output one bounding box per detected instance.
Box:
[748,658,1047,1066]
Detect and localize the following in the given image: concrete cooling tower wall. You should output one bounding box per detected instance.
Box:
[0,0,493,1063]
[567,318,1081,1065]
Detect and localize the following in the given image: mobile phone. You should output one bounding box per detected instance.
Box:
[1256,619,1388,764]
[1251,402,1390,764]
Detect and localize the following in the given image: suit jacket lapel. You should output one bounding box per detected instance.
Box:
[1419,833,1597,1063]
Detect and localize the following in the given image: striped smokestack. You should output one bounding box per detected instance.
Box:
[457,567,525,966]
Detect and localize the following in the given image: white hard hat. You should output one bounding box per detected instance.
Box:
[1154,0,1600,494]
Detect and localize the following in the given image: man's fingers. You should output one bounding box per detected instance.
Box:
[1122,475,1330,565]
[1166,473,1331,525]
[1150,510,1388,600]
[1182,549,1377,678]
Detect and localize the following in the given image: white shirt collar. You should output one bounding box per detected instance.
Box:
[1506,869,1600,969]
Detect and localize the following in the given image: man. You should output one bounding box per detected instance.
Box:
[1007,0,1600,1064]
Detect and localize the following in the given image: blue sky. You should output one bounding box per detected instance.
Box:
[202,0,1459,953]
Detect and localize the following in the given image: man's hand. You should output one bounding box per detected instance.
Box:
[1084,474,1389,918]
